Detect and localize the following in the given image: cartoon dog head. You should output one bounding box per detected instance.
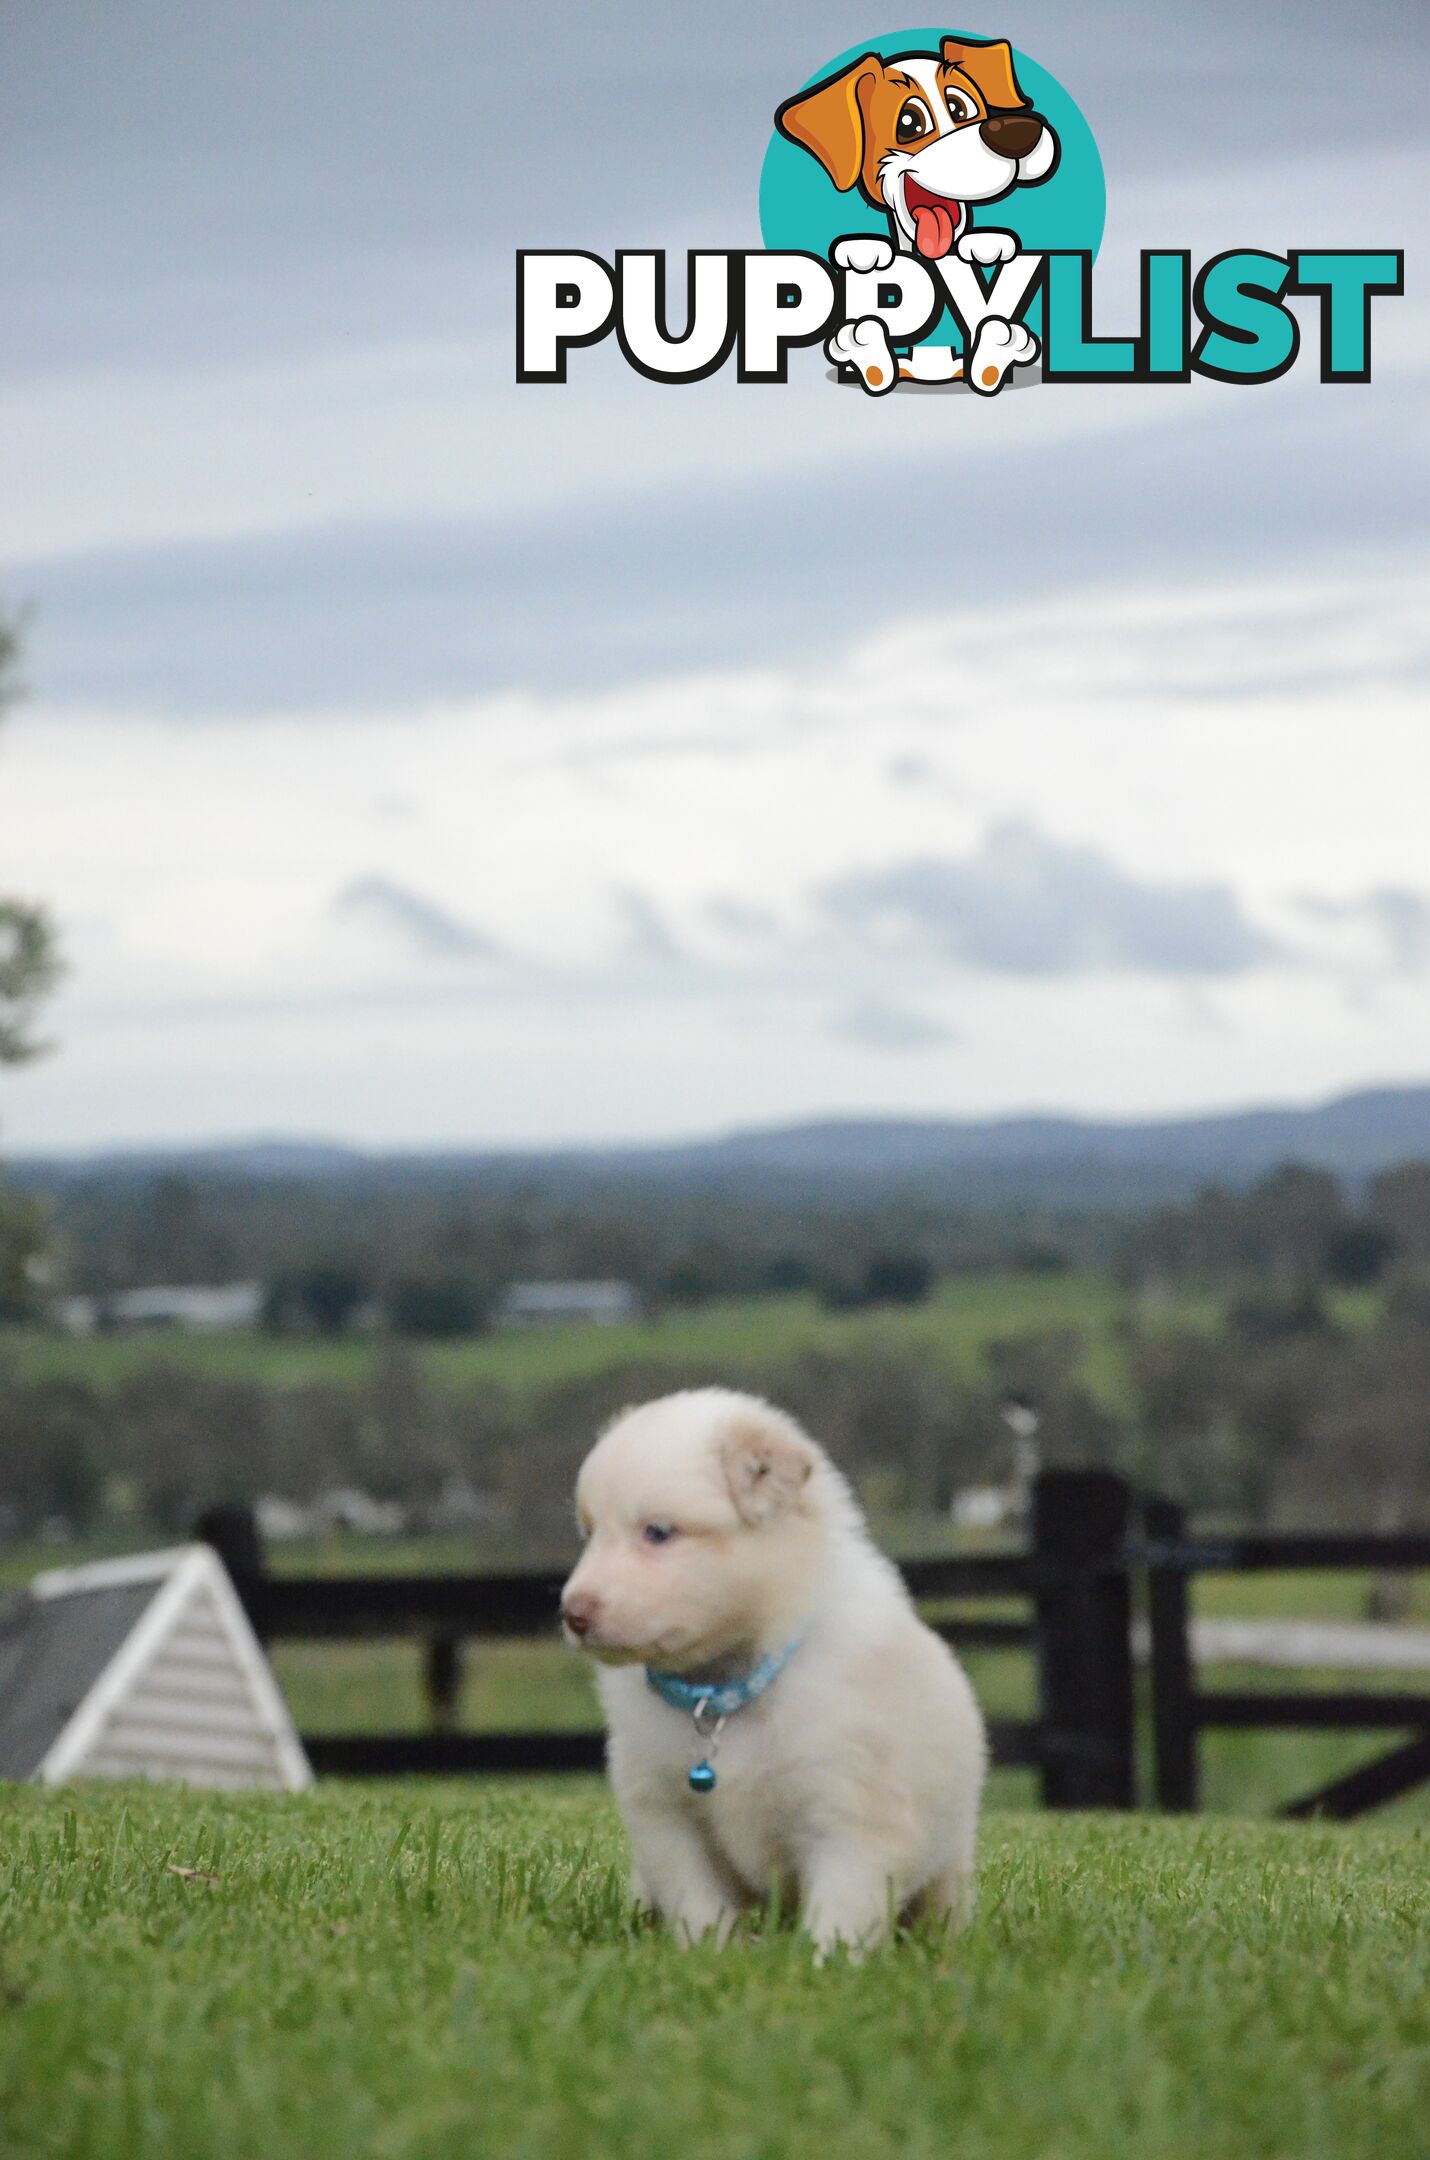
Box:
[560,1389,828,1672]
[776,35,1058,260]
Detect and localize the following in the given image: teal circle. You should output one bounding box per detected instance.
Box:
[758,27,1104,347]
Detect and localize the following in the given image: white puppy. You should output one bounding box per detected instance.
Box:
[561,1388,987,1953]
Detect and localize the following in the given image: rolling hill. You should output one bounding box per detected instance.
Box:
[12,1082,1430,1210]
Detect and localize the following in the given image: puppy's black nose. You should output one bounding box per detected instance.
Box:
[980,111,1044,160]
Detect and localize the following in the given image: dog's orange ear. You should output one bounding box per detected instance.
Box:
[941,36,1029,111]
[719,1405,815,1525]
[775,55,883,192]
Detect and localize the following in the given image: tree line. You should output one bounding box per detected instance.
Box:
[0,609,61,1307]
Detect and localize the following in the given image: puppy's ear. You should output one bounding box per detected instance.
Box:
[942,36,1028,111]
[775,55,882,192]
[718,1406,815,1526]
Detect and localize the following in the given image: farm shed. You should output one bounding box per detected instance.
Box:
[0,1545,312,1790]
[495,1279,641,1327]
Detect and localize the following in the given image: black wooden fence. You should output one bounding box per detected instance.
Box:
[197,1470,1430,1819]
[1139,1495,1430,1819]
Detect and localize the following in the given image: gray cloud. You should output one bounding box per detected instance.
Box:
[16,407,1427,717]
[332,875,500,961]
[614,888,687,968]
[834,996,956,1053]
[1297,886,1430,974]
[822,822,1283,980]
[707,896,780,942]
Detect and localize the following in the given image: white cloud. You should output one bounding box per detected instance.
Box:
[2,563,1428,1149]
[835,997,956,1053]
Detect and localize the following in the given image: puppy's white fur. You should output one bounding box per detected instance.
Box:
[562,1388,987,1953]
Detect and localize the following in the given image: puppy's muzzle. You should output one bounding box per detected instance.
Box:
[562,1592,598,1639]
[979,111,1045,160]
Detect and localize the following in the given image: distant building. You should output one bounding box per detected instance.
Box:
[311,1489,407,1537]
[951,1486,1024,1532]
[494,1280,642,1329]
[254,1495,316,1543]
[54,1283,264,1335]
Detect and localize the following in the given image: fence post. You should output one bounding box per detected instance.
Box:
[194,1502,270,1638]
[1143,1493,1200,1811]
[424,1635,462,1732]
[1031,1469,1136,1808]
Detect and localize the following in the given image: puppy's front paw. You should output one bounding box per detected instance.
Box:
[831,234,895,274]
[826,315,897,396]
[956,228,1019,267]
[966,315,1040,394]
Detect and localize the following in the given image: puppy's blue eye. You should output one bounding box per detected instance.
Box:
[642,1522,676,1546]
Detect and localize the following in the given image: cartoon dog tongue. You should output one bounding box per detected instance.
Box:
[912,200,958,259]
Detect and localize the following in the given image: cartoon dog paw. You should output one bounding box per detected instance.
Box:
[956,229,1020,267]
[826,315,898,396]
[831,235,895,274]
[966,316,1040,394]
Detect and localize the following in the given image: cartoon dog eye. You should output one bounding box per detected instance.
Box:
[944,88,977,124]
[895,96,935,144]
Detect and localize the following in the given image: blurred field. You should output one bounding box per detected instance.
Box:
[0,1273,1221,1403]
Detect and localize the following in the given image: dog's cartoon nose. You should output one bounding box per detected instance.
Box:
[562,1592,598,1638]
[979,111,1044,160]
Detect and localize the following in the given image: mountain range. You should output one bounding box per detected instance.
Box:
[12,1083,1430,1211]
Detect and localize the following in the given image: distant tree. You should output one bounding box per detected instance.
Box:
[127,1172,235,1285]
[757,1252,817,1295]
[1369,1162,1430,1268]
[1230,1336,1331,1525]
[1240,1164,1347,1289]
[0,609,61,1305]
[388,1273,483,1340]
[1125,1326,1238,1504]
[1294,1303,1430,1565]
[983,1328,1083,1407]
[859,1253,934,1307]
[1122,1164,1354,1292]
[264,1262,369,1336]
[0,1375,105,1534]
[1322,1219,1397,1287]
[1225,1289,1337,1347]
[1007,1242,1071,1276]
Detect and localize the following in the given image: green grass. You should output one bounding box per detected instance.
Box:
[1194,1570,1430,1624]
[0,1784,1424,2160]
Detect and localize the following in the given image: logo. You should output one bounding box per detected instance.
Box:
[516,26,1402,396]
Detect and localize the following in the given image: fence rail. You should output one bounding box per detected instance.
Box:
[197,1475,1430,1820]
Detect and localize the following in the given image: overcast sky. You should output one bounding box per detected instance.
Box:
[1,1,1427,1151]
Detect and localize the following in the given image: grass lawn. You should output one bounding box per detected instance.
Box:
[0,1783,1425,2160]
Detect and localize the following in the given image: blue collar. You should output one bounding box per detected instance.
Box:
[645,1633,803,1719]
